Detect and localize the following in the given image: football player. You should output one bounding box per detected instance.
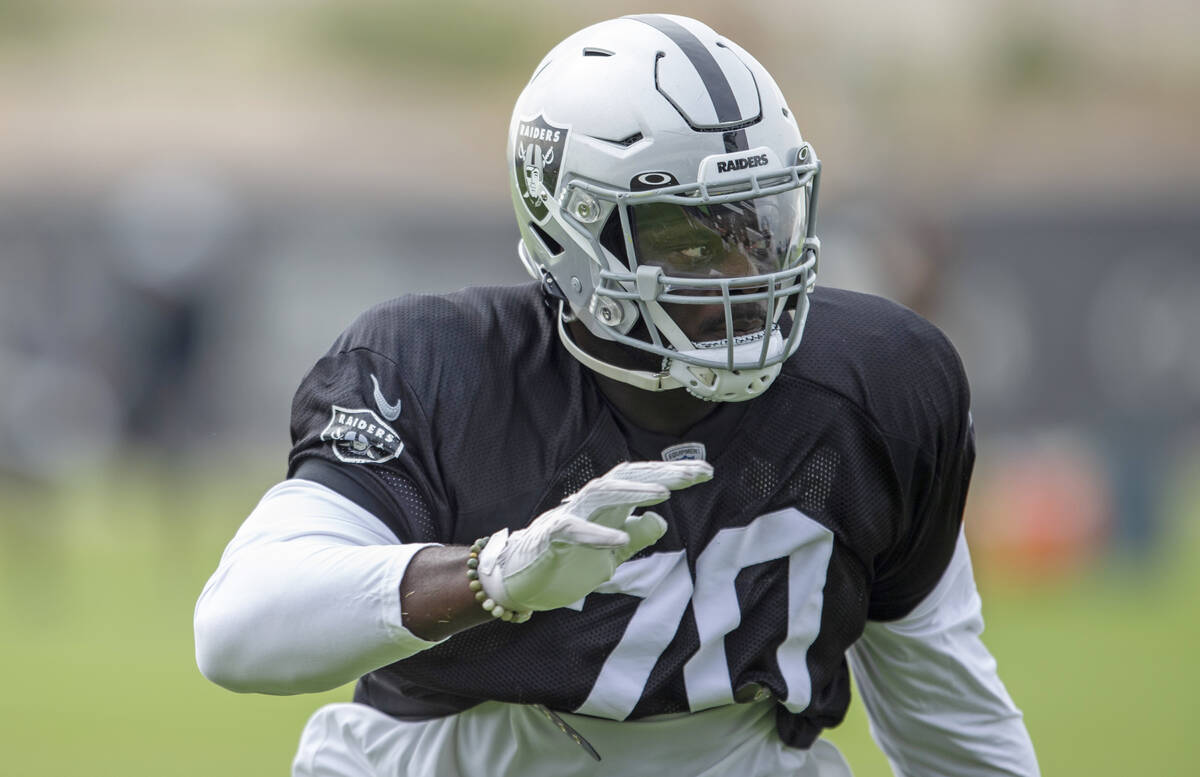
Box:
[195,15,1039,776]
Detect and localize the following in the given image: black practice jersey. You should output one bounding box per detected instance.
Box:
[286,282,974,749]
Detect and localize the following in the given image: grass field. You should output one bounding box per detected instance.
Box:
[1,463,1197,775]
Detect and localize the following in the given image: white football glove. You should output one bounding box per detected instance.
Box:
[477,460,713,613]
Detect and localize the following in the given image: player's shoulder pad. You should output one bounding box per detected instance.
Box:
[316,284,555,422]
[329,283,548,366]
[791,286,970,442]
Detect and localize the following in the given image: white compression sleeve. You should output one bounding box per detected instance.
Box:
[847,530,1040,776]
[194,479,445,695]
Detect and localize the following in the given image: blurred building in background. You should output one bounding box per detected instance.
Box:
[1,0,1197,580]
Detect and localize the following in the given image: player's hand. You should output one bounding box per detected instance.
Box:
[476,460,713,613]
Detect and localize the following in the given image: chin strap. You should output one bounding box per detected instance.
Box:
[664,331,785,402]
[556,308,683,392]
[556,304,786,402]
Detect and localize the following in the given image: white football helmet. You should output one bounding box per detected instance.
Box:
[508,14,821,402]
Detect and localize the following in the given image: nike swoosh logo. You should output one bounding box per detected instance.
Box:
[370,374,402,421]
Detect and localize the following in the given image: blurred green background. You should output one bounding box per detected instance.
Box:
[2,0,1199,774]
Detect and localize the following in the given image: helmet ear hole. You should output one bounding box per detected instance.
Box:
[529,221,565,256]
[598,210,629,265]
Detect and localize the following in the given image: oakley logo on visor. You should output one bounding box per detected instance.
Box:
[631,171,680,191]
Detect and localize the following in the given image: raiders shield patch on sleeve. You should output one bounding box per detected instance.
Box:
[320,406,404,464]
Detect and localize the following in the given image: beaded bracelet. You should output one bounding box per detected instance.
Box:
[467,536,531,623]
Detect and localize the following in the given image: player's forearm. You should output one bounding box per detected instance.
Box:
[195,539,442,694]
[848,532,1039,775]
[849,630,1038,775]
[194,480,445,695]
[400,545,495,640]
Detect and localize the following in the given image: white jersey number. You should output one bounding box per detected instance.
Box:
[572,507,834,720]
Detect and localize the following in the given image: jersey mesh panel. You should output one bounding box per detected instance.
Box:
[554,453,599,503]
[537,416,629,509]
[785,447,839,515]
[376,470,439,542]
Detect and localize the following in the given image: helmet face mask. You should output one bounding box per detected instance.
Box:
[509,14,821,402]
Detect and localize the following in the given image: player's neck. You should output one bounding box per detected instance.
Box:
[565,320,718,437]
[593,372,718,437]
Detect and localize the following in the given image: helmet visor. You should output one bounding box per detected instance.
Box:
[629,190,805,283]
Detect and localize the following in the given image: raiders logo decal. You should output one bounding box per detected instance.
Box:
[321,405,404,465]
[515,114,569,222]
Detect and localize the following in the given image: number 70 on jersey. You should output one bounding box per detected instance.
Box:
[568,508,834,720]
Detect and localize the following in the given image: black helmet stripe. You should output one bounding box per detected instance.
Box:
[628,14,749,153]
